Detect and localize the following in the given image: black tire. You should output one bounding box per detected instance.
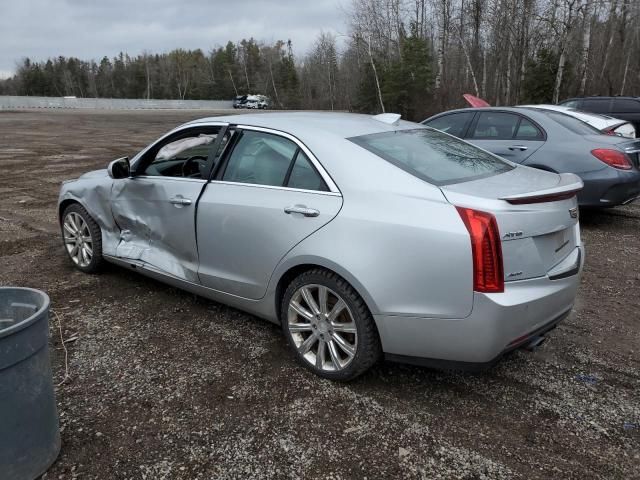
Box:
[281,268,381,381]
[61,203,104,273]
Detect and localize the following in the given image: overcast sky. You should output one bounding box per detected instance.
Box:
[0,0,347,78]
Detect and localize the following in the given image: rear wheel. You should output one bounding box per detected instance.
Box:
[61,203,104,273]
[281,269,381,380]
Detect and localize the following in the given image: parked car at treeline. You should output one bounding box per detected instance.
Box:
[560,96,640,132]
[423,107,640,207]
[520,104,636,139]
[233,94,270,109]
[461,95,635,138]
[58,112,584,380]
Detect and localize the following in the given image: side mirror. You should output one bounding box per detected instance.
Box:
[107,157,130,179]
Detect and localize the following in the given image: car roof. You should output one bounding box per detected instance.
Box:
[184,112,420,140]
[431,106,542,114]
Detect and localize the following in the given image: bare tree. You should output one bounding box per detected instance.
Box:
[553,0,578,104]
[578,0,592,95]
[435,0,452,92]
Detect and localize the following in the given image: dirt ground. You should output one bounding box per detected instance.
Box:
[0,110,638,480]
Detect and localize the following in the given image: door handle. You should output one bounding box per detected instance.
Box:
[508,145,528,151]
[284,205,320,217]
[169,196,192,206]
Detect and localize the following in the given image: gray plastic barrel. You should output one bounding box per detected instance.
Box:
[0,287,60,480]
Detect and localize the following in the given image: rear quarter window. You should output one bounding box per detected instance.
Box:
[349,128,513,186]
[515,118,544,139]
[561,100,580,108]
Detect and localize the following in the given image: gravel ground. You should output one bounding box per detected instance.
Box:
[0,110,639,479]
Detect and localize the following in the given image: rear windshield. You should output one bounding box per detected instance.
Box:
[349,128,513,186]
[540,110,602,135]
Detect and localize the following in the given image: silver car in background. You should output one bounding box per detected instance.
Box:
[58,112,584,380]
[423,107,640,207]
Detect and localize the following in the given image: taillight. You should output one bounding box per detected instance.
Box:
[456,207,504,293]
[591,148,632,170]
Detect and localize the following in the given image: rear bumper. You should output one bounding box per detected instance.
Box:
[385,310,569,372]
[578,168,640,207]
[373,249,582,368]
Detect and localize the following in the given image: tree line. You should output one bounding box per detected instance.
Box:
[1,0,638,121]
[0,40,301,108]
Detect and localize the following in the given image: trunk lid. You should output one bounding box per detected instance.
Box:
[581,136,640,169]
[441,167,583,283]
[619,139,640,168]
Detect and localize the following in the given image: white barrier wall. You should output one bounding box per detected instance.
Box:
[0,96,233,110]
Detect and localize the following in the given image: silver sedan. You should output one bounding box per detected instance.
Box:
[423,107,640,207]
[58,112,584,380]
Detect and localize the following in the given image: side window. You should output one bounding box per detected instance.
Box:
[143,130,218,178]
[612,99,640,113]
[515,118,544,139]
[222,131,298,186]
[470,112,520,139]
[286,151,328,191]
[561,100,579,108]
[582,98,611,114]
[424,112,474,138]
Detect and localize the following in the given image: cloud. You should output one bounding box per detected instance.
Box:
[0,0,347,74]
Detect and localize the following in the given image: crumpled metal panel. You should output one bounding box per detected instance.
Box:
[58,170,120,256]
[59,169,204,282]
[110,177,205,283]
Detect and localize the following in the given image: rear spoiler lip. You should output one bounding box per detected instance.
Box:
[499,173,584,204]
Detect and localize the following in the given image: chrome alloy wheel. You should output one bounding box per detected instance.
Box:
[287,284,358,371]
[63,212,93,267]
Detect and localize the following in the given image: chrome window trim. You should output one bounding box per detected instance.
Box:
[235,124,341,194]
[131,175,207,184]
[208,180,342,197]
[129,121,341,194]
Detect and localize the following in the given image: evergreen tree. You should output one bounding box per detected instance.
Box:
[521,48,573,105]
[381,33,433,120]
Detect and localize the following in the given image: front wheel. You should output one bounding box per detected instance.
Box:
[281,269,381,380]
[61,203,104,273]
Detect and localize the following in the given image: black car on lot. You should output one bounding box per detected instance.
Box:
[559,97,640,131]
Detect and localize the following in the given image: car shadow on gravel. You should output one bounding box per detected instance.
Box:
[93,260,509,395]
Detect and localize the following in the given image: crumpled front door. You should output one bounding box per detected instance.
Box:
[111,176,206,283]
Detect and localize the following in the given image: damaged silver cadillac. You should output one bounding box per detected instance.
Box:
[58,112,584,380]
